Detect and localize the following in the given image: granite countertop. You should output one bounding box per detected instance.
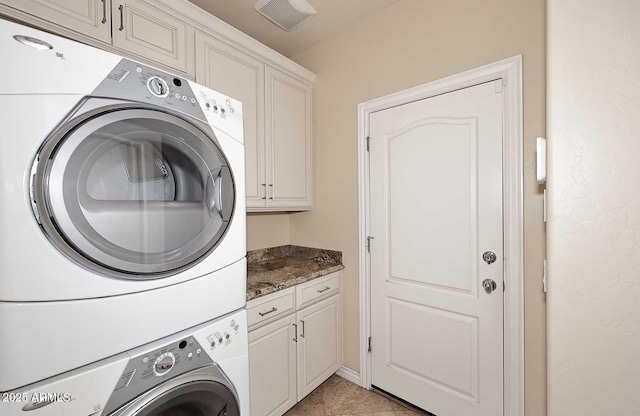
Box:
[247,245,344,301]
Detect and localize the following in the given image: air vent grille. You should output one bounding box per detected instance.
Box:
[255,0,316,31]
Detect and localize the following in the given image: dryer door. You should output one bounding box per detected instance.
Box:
[32,104,235,279]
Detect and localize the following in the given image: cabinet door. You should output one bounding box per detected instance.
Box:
[249,314,298,416]
[297,294,342,399]
[1,0,111,43]
[111,0,194,75]
[196,32,266,208]
[265,66,312,210]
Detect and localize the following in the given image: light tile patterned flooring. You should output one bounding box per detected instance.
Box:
[284,375,422,416]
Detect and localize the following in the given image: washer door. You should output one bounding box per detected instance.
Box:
[123,380,240,416]
[32,105,235,279]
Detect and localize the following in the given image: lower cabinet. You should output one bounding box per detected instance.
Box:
[247,273,342,416]
[249,314,297,416]
[297,295,342,399]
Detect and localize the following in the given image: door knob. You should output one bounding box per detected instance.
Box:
[482,279,497,294]
[482,251,497,265]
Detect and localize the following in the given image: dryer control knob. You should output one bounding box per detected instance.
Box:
[147,76,169,98]
[153,352,175,376]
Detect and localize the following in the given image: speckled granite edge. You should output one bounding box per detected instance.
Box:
[246,245,342,264]
[247,263,345,301]
[246,245,344,301]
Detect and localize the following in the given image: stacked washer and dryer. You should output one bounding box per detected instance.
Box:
[0,19,249,416]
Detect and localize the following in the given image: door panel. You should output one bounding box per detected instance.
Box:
[388,298,478,399]
[388,118,478,293]
[370,81,503,416]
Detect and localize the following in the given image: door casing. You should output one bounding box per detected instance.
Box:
[357,56,524,416]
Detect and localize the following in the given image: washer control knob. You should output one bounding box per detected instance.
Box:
[225,333,230,340]
[153,352,175,376]
[147,76,169,98]
[218,337,223,344]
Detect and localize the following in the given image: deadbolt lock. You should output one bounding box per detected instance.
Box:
[482,279,498,294]
[482,251,497,265]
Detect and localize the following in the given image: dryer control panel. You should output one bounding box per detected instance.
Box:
[92,59,208,123]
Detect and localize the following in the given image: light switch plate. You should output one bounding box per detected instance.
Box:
[536,137,547,183]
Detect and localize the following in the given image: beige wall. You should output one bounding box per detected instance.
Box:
[246,213,290,251]
[289,0,546,414]
[547,1,640,414]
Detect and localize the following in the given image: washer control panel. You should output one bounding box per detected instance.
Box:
[106,335,211,413]
[103,310,247,415]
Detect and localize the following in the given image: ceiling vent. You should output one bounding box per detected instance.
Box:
[254,0,317,32]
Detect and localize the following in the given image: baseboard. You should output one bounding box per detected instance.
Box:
[336,366,361,385]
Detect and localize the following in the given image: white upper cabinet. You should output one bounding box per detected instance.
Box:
[1,0,194,76]
[264,66,313,210]
[196,35,313,212]
[0,0,111,43]
[195,32,266,208]
[111,0,194,75]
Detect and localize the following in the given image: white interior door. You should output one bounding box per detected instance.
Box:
[369,81,504,416]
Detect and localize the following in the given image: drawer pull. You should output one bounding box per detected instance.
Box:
[317,286,331,293]
[258,307,277,317]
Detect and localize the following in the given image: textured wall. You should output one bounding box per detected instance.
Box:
[290,0,546,414]
[547,1,640,414]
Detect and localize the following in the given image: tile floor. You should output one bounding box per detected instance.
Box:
[284,374,422,416]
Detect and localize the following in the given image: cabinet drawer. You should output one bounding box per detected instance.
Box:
[296,272,340,310]
[247,288,295,330]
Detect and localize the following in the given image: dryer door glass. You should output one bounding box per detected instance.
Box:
[34,108,235,279]
[126,380,240,416]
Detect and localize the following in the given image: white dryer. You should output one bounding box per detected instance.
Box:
[0,309,250,416]
[0,19,247,390]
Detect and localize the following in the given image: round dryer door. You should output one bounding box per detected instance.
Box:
[32,105,235,279]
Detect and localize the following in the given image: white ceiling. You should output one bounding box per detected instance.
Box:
[188,0,400,58]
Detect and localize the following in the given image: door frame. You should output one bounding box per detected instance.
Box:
[357,55,524,416]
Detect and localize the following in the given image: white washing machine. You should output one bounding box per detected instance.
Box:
[0,19,247,390]
[0,309,249,416]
